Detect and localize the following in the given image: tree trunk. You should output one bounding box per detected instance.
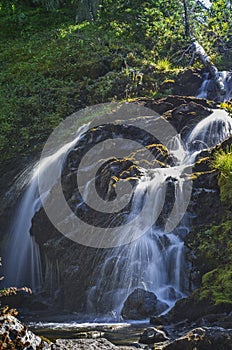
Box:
[183,0,190,37]
[191,41,227,97]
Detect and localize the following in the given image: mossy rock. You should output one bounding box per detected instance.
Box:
[200,267,232,305]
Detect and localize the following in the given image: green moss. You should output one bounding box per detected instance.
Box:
[192,220,232,270]
[200,267,232,305]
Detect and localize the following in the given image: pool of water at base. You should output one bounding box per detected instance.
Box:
[26,318,150,346]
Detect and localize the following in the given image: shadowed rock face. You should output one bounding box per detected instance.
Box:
[163,327,232,350]
[20,97,231,315]
[121,288,168,320]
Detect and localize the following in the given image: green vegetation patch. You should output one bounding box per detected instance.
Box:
[212,146,232,206]
[0,0,231,164]
[200,266,232,305]
[193,220,232,270]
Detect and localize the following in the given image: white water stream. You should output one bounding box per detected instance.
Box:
[2,109,232,320]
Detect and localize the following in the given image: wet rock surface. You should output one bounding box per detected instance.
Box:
[1,94,231,329]
[122,289,168,320]
[160,295,232,325]
[139,327,169,344]
[27,96,229,315]
[163,327,232,350]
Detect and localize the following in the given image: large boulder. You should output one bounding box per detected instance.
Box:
[0,315,52,350]
[121,288,168,319]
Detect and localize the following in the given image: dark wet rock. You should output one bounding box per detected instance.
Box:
[172,69,203,97]
[140,95,215,114]
[139,327,169,344]
[163,327,232,350]
[162,287,182,302]
[150,315,169,326]
[139,96,216,139]
[27,96,229,314]
[189,171,224,227]
[195,313,232,329]
[166,294,232,324]
[121,288,169,320]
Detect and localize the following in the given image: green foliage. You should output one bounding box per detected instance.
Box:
[200,266,232,305]
[98,0,187,57]
[191,219,232,306]
[212,146,232,206]
[192,220,232,271]
[220,102,232,116]
[193,0,232,69]
[155,58,172,71]
[0,1,231,164]
[0,4,183,162]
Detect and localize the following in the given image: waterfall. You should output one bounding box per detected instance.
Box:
[1,106,232,320]
[86,158,189,319]
[2,124,88,291]
[86,109,232,320]
[44,255,61,296]
[187,109,232,152]
[3,173,43,290]
[197,71,232,102]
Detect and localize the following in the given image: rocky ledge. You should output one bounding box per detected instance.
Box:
[27,95,224,313]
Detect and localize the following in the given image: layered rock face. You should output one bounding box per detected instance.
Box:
[27,96,231,317]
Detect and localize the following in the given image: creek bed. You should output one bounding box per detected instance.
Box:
[26,319,150,346]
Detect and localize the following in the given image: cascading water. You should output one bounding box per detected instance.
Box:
[86,154,189,319]
[1,107,232,321]
[86,109,232,320]
[197,71,232,102]
[2,124,88,291]
[187,109,232,152]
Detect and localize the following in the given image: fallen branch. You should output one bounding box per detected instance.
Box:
[191,41,227,97]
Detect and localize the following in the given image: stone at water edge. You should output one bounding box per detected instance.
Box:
[163,327,232,350]
[0,314,53,350]
[0,315,140,350]
[121,288,169,320]
[55,338,137,350]
[139,327,169,344]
